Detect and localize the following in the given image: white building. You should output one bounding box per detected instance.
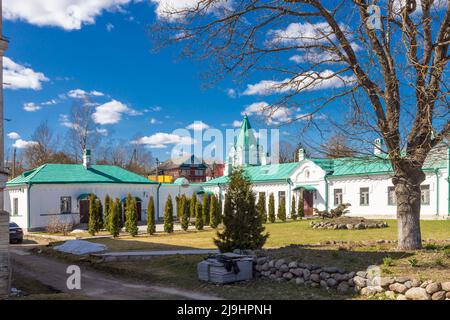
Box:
[202,116,450,219]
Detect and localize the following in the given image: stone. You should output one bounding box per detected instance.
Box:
[348,271,356,278]
[337,282,349,294]
[405,287,431,300]
[396,294,407,300]
[346,224,354,229]
[279,264,289,273]
[446,292,450,299]
[404,281,412,289]
[420,280,432,288]
[283,272,294,280]
[303,269,311,281]
[320,272,330,280]
[312,268,322,274]
[288,261,298,269]
[295,278,305,285]
[380,277,395,288]
[431,291,446,300]
[310,274,320,283]
[348,278,355,286]
[268,260,275,268]
[425,282,441,294]
[311,282,319,288]
[291,268,303,277]
[353,276,367,288]
[320,280,328,289]
[256,257,267,265]
[355,223,365,229]
[261,263,269,271]
[411,279,422,288]
[275,271,283,278]
[332,273,346,282]
[323,267,340,273]
[395,277,410,283]
[389,283,408,294]
[440,281,450,292]
[356,271,367,278]
[326,278,338,287]
[385,291,396,299]
[274,259,286,269]
[360,287,378,296]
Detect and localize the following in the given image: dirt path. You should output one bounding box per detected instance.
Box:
[10,248,222,300]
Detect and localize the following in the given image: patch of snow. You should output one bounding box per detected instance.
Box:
[69,229,87,234]
[54,240,107,255]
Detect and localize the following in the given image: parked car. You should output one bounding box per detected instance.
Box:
[9,222,23,244]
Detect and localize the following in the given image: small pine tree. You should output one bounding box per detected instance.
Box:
[180,195,190,231]
[190,192,197,218]
[110,198,121,237]
[277,196,286,222]
[164,195,174,233]
[214,167,268,252]
[195,201,203,230]
[216,196,223,226]
[125,194,138,237]
[210,194,220,228]
[147,196,156,235]
[268,193,275,223]
[104,194,111,232]
[291,195,297,220]
[175,195,181,220]
[96,197,103,229]
[256,193,267,223]
[88,194,101,235]
[297,193,304,219]
[202,194,211,226]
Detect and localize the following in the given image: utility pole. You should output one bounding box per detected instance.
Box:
[0,0,11,298]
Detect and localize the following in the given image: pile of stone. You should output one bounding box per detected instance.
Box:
[354,272,450,300]
[254,257,355,294]
[310,220,388,230]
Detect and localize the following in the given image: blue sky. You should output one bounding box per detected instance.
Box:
[4,1,303,161]
[6,1,442,162]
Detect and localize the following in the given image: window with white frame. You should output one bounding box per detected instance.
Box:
[334,189,343,206]
[420,185,430,205]
[13,198,18,216]
[360,187,369,206]
[388,187,396,205]
[60,197,72,214]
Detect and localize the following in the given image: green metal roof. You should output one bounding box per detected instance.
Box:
[7,164,157,186]
[202,162,299,185]
[293,185,317,191]
[235,115,257,150]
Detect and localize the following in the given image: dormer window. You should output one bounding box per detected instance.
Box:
[305,170,310,179]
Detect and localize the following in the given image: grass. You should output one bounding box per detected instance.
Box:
[88,219,450,252]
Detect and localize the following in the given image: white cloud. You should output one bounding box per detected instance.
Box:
[243,70,355,96]
[3,57,49,90]
[232,120,242,127]
[289,42,361,65]
[41,99,58,105]
[149,117,162,124]
[12,139,38,149]
[96,128,109,136]
[106,23,115,31]
[7,132,21,140]
[59,114,77,128]
[23,102,41,112]
[226,88,237,98]
[133,132,195,148]
[242,102,296,125]
[150,0,231,21]
[68,88,104,99]
[4,0,137,30]
[92,99,140,125]
[186,121,210,131]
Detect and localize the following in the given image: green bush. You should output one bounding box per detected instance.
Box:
[256,193,267,223]
[291,195,297,220]
[214,167,268,252]
[164,195,174,233]
[195,201,204,230]
[210,194,220,228]
[202,194,211,226]
[110,198,122,237]
[125,194,138,237]
[268,193,275,223]
[88,194,102,235]
[277,196,286,222]
[147,196,156,235]
[190,193,197,218]
[180,195,190,231]
[297,193,304,219]
[103,194,111,232]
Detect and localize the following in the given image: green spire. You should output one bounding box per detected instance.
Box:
[235,115,257,150]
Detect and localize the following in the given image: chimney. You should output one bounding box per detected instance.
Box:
[297,148,305,161]
[374,138,384,155]
[83,149,92,168]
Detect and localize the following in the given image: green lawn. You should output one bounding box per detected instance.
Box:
[89,219,450,252]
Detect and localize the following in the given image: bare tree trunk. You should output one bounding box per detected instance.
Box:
[394,174,423,250]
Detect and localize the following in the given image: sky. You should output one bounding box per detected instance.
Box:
[5,1,442,163]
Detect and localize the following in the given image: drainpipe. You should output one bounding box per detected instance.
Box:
[156,183,161,221]
[324,174,329,212]
[434,169,439,216]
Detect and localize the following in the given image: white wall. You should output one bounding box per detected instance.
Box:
[5,186,28,228]
[157,184,202,219]
[8,183,158,230]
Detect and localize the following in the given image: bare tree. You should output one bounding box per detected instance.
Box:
[23,121,55,168]
[154,0,449,249]
[279,140,296,163]
[321,134,356,158]
[65,102,101,163]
